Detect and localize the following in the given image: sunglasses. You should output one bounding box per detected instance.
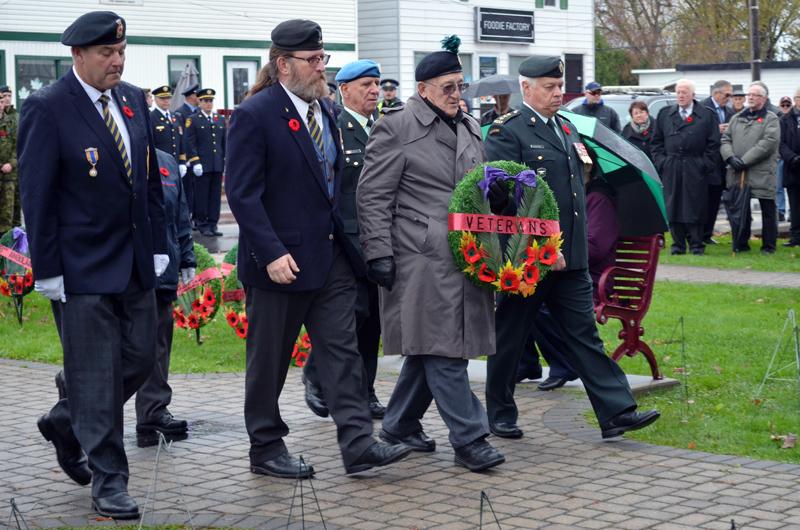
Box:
[425,81,469,96]
[589,90,602,96]
[781,103,792,107]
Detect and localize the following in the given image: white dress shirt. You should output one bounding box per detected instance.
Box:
[280,82,324,135]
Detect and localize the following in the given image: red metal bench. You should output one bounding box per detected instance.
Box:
[594,234,666,380]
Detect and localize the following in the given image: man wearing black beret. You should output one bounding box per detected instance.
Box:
[18,11,168,519]
[483,56,659,441]
[226,19,411,479]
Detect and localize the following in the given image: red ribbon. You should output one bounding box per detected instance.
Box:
[177,267,222,295]
[220,263,235,276]
[0,245,32,269]
[448,213,560,237]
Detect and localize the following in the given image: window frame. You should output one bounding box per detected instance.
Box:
[222,55,261,110]
[14,55,73,107]
[167,55,202,91]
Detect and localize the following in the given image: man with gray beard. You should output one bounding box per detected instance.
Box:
[225,19,411,479]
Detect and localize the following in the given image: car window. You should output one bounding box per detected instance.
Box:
[648,99,673,120]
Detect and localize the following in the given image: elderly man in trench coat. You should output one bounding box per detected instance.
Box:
[357,40,505,472]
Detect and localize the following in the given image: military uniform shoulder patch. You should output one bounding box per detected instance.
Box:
[185,118,192,127]
[493,111,521,125]
[488,128,501,135]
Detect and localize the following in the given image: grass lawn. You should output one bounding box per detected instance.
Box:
[658,232,800,273]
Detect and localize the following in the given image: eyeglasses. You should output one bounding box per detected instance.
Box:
[589,90,602,96]
[721,93,733,99]
[425,81,469,96]
[781,103,792,108]
[288,54,331,67]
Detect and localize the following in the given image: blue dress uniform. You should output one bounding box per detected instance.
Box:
[172,83,199,221]
[18,12,168,518]
[150,85,184,166]
[484,56,657,440]
[184,88,226,235]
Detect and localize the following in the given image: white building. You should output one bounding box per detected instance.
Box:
[632,62,800,101]
[0,0,358,111]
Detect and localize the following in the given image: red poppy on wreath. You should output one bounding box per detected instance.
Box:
[200,303,213,318]
[0,281,9,297]
[524,246,538,265]
[0,131,6,136]
[301,332,311,349]
[226,309,239,328]
[500,268,520,291]
[24,271,33,287]
[187,313,200,328]
[461,241,481,263]
[757,117,763,122]
[539,244,558,265]
[160,168,169,177]
[562,124,571,135]
[192,298,202,311]
[203,287,216,306]
[14,276,24,294]
[524,264,540,285]
[123,106,133,118]
[295,350,308,367]
[686,116,692,123]
[176,313,187,328]
[235,326,247,339]
[288,119,300,131]
[240,314,248,328]
[478,263,496,282]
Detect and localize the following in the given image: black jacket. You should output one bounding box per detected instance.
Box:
[700,96,733,186]
[151,108,184,165]
[184,111,226,173]
[779,106,800,188]
[621,117,656,161]
[572,101,621,132]
[337,109,369,259]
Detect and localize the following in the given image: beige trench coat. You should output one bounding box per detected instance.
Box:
[357,93,495,360]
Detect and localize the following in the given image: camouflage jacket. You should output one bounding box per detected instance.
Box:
[0,110,18,182]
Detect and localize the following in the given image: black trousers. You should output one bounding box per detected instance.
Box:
[704,183,725,240]
[787,186,800,244]
[49,273,157,498]
[670,222,705,254]
[243,243,374,468]
[486,269,636,426]
[519,304,578,380]
[194,171,222,232]
[735,198,778,252]
[135,293,176,424]
[382,355,489,449]
[303,275,380,399]
[182,172,195,221]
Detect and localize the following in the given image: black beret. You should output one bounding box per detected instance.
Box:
[518,56,564,79]
[415,52,462,82]
[153,85,172,97]
[181,83,199,97]
[271,19,323,51]
[61,11,126,47]
[198,88,216,100]
[0,86,10,94]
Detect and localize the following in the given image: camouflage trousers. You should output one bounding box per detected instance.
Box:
[0,179,17,234]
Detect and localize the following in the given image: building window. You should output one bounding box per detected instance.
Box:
[16,57,72,105]
[414,52,429,70]
[224,57,261,110]
[169,56,201,90]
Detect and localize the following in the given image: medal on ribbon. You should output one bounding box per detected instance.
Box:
[85,147,99,177]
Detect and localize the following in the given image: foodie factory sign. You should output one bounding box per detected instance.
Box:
[475,8,535,44]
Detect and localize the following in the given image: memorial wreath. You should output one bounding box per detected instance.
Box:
[174,242,223,332]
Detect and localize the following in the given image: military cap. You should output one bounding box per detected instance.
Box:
[153,85,172,98]
[585,81,602,91]
[518,56,564,79]
[381,79,399,89]
[61,11,126,47]
[0,86,10,95]
[732,88,746,97]
[336,60,381,84]
[181,83,199,97]
[327,82,337,94]
[271,19,323,51]
[198,88,216,100]
[415,35,463,82]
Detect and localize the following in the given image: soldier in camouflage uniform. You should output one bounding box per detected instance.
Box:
[0,86,18,233]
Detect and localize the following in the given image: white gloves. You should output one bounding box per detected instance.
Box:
[180,267,195,285]
[154,254,170,277]
[35,275,66,303]
[179,164,187,178]
[193,163,203,177]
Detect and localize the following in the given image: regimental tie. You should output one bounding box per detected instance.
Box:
[307,107,324,154]
[98,95,132,182]
[681,109,687,121]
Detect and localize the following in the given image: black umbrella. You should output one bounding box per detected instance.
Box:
[722,170,751,255]
[461,74,520,99]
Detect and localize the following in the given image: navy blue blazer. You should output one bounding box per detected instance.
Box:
[18,68,168,294]
[226,82,365,292]
[184,111,226,172]
[151,108,184,165]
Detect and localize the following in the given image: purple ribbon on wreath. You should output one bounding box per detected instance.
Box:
[477,166,538,208]
[12,227,28,255]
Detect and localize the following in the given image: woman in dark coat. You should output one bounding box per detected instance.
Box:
[779,96,800,247]
[621,101,656,160]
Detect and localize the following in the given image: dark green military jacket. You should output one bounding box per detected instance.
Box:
[0,110,18,183]
[484,104,588,270]
[337,108,369,256]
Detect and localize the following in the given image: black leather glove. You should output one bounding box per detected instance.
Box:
[367,257,396,291]
[727,156,747,172]
[791,156,800,171]
[487,179,510,215]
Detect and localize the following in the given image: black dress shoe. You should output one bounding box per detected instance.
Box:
[489,422,523,439]
[379,428,435,452]
[600,409,660,439]
[454,438,505,472]
[92,492,139,519]
[302,373,329,418]
[251,452,315,479]
[515,365,543,383]
[669,250,685,255]
[345,442,412,474]
[369,399,386,419]
[55,370,67,400]
[704,237,719,244]
[782,241,800,247]
[691,251,704,256]
[212,230,223,236]
[37,413,92,486]
[537,376,572,391]
[762,249,775,255]
[136,412,188,435]
[201,230,215,237]
[780,213,786,222]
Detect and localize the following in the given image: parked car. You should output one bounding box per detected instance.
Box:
[564,88,703,129]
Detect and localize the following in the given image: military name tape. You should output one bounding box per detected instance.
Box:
[177,266,222,296]
[448,213,561,237]
[0,245,32,269]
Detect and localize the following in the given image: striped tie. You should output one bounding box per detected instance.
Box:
[306,107,323,154]
[98,95,132,181]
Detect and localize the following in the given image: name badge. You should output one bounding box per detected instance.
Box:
[345,149,362,155]
[156,126,165,130]
[529,145,545,149]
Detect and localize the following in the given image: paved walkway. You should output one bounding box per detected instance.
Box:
[4,359,800,530]
[656,264,800,289]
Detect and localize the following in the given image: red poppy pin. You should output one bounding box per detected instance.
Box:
[0,131,5,136]
[288,119,300,131]
[214,116,218,121]
[160,168,169,176]
[686,116,692,122]
[643,131,648,135]
[123,106,133,118]
[171,118,176,123]
[757,117,763,122]
[562,124,570,135]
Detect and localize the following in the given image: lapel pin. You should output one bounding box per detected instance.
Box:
[531,117,536,123]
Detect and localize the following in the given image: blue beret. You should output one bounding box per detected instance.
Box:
[271,19,323,51]
[198,88,216,99]
[518,56,564,79]
[335,60,381,83]
[182,83,199,97]
[61,11,126,47]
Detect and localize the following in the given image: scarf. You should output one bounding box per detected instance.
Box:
[423,97,463,135]
[630,117,651,134]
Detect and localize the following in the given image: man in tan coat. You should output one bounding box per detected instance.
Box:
[357,38,504,472]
